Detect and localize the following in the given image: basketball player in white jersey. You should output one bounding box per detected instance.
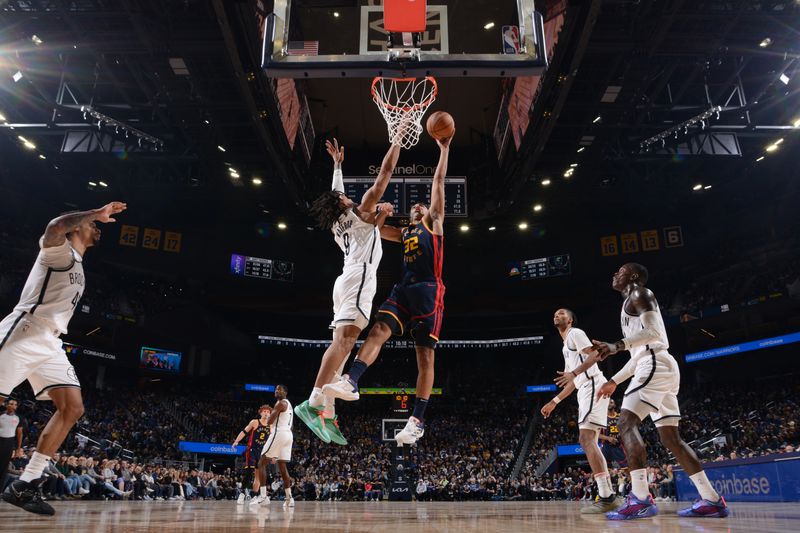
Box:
[296,138,401,445]
[541,308,620,513]
[583,263,728,519]
[0,201,127,516]
[260,385,295,508]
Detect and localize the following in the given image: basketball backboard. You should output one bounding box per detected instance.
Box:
[261,0,547,78]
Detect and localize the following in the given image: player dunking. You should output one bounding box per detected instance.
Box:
[324,132,452,446]
[295,139,400,445]
[572,263,729,519]
[0,202,127,516]
[232,405,271,504]
[542,308,620,513]
[261,385,295,508]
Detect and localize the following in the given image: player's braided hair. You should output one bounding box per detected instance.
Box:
[310,191,346,230]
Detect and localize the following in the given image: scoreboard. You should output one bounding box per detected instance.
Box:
[343,176,467,217]
[508,254,571,280]
[230,254,294,281]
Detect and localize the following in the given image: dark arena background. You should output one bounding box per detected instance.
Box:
[0,1,799,531]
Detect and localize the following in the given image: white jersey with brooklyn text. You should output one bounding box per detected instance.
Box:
[620,296,669,363]
[13,237,85,335]
[332,208,382,271]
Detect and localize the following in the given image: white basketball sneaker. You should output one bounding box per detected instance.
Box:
[322,375,360,401]
[284,497,295,509]
[250,494,268,506]
[236,493,245,504]
[395,416,425,446]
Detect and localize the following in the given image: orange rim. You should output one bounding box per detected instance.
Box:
[371,76,438,113]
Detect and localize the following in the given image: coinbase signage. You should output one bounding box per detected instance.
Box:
[527,384,558,393]
[557,444,585,456]
[685,331,800,363]
[178,441,246,455]
[245,384,276,392]
[675,454,800,502]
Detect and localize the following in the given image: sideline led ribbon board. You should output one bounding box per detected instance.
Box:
[526,384,557,393]
[257,335,543,349]
[244,384,276,392]
[359,388,442,395]
[684,332,800,363]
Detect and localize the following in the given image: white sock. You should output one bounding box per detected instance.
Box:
[309,387,324,408]
[323,394,335,419]
[619,479,625,493]
[595,473,613,498]
[284,488,292,499]
[260,487,267,497]
[690,471,720,502]
[630,468,650,500]
[20,451,50,483]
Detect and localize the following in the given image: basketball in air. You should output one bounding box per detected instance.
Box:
[426,111,455,141]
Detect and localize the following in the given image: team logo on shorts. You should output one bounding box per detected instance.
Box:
[67,366,79,383]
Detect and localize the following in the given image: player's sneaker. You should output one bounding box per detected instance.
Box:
[250,494,269,506]
[677,497,729,518]
[237,492,245,504]
[1,478,55,516]
[395,417,425,446]
[606,493,658,520]
[295,400,332,443]
[581,495,622,514]
[284,497,295,509]
[323,415,348,445]
[322,375,360,401]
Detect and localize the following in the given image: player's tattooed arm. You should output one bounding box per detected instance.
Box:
[361,144,401,214]
[43,201,127,248]
[427,134,453,232]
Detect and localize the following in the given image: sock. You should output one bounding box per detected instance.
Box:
[595,473,613,498]
[690,471,720,502]
[309,387,324,408]
[630,468,650,501]
[284,488,292,499]
[323,394,336,419]
[260,487,267,497]
[347,360,368,384]
[619,479,625,494]
[412,398,429,423]
[20,451,50,483]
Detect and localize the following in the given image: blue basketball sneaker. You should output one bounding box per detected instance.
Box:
[606,493,658,520]
[677,497,729,518]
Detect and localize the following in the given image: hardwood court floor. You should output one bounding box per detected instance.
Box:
[0,500,796,532]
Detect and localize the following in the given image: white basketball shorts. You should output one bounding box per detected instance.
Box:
[261,431,293,462]
[578,375,610,430]
[621,350,681,427]
[0,312,81,401]
[330,264,377,331]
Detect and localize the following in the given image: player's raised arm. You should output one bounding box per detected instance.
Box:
[426,134,452,233]
[360,143,401,214]
[232,419,257,447]
[327,139,345,192]
[43,202,127,248]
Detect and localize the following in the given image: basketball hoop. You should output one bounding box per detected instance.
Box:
[371,76,438,149]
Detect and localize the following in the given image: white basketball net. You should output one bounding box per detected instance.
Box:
[371,77,438,149]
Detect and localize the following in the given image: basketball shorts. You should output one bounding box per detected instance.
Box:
[261,431,293,462]
[621,351,681,427]
[603,443,628,468]
[376,279,445,349]
[331,264,377,331]
[0,312,81,401]
[245,444,264,468]
[577,375,610,430]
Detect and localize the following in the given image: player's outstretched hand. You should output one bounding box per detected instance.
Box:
[592,339,618,360]
[326,138,345,164]
[596,380,617,401]
[436,130,454,150]
[540,401,556,419]
[377,202,395,217]
[95,201,127,223]
[554,371,575,388]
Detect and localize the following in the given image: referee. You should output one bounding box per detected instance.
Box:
[0,399,24,489]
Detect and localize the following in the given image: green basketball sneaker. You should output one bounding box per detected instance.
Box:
[323,415,348,445]
[295,400,331,443]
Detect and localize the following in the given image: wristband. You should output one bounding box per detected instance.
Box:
[621,338,632,351]
[551,396,561,405]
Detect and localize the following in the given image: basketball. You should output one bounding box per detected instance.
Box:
[426,111,455,141]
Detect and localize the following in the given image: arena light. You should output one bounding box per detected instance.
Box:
[774,138,784,145]
[592,115,601,123]
[333,11,340,17]
[693,184,703,191]
[488,226,496,231]
[98,181,108,187]
[759,37,772,48]
[38,154,46,160]
[794,118,800,128]
[541,179,551,186]
[766,144,779,152]
[576,147,585,153]
[230,171,240,178]
[459,224,469,232]
[23,141,36,150]
[704,185,712,190]
[755,156,765,162]
[569,163,578,167]
[217,145,226,152]
[484,22,495,30]
[779,73,790,85]
[31,35,43,46]
[518,222,528,230]
[252,177,263,186]
[88,181,97,187]
[277,222,287,230]
[533,204,543,212]
[0,112,6,122]
[12,70,23,82]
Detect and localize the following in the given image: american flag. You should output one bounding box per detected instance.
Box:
[286,41,319,56]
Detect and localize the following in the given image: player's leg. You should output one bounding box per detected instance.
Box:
[395,343,435,446]
[578,428,618,512]
[250,456,270,505]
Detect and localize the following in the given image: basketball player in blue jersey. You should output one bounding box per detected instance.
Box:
[295,138,400,445]
[1,202,127,516]
[324,131,452,446]
[569,263,729,519]
[232,405,272,504]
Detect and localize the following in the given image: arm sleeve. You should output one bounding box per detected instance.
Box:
[611,357,637,385]
[331,168,344,193]
[570,328,593,353]
[621,311,661,350]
